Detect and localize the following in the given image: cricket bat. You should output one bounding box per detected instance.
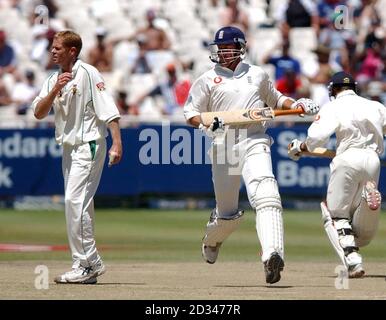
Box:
[300,148,336,158]
[200,107,305,126]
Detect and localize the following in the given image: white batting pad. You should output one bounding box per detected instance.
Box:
[255,206,284,262]
[203,210,244,247]
[252,177,282,211]
[321,202,347,267]
[352,198,380,247]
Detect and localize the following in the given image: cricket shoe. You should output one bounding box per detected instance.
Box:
[348,263,365,278]
[54,270,97,284]
[202,242,222,264]
[64,261,106,284]
[346,251,364,278]
[264,252,284,284]
[364,181,381,210]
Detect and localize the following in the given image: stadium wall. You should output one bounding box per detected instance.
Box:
[0,125,385,197]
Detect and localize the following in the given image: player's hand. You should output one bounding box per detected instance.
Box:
[199,117,225,138]
[55,72,73,92]
[288,139,303,161]
[292,98,319,115]
[108,144,122,167]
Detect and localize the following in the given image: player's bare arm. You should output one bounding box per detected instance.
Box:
[187,115,202,128]
[107,118,122,166]
[34,72,72,119]
[280,97,296,110]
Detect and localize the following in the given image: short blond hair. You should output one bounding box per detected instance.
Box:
[54,30,82,57]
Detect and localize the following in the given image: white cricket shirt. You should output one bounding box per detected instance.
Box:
[306,90,386,155]
[32,59,120,146]
[184,62,283,135]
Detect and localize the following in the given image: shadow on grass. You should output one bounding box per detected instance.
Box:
[54,282,147,286]
[364,275,386,279]
[97,282,147,286]
[214,285,294,289]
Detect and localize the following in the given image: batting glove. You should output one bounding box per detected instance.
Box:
[292,98,320,115]
[199,117,225,139]
[288,139,303,161]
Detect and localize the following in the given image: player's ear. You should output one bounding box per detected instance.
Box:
[69,46,78,59]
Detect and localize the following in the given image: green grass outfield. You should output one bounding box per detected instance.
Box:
[0,209,385,263]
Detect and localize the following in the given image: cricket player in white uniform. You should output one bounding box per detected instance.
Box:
[288,71,385,278]
[184,26,319,284]
[32,31,122,284]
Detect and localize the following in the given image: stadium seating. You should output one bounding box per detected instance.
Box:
[0,0,384,127]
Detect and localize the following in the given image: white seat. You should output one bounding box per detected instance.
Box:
[310,83,330,108]
[251,28,282,65]
[289,27,317,59]
[248,7,268,26]
[145,50,175,74]
[127,73,157,101]
[113,41,138,71]
[103,19,134,39]
[89,0,121,19]
[0,105,20,128]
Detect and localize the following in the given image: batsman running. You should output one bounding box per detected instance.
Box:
[184,26,319,284]
[32,31,122,284]
[288,71,386,278]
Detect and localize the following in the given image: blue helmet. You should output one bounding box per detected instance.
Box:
[327,71,357,99]
[211,26,246,46]
[209,26,247,65]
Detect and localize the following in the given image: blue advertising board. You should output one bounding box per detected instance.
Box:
[0,125,385,197]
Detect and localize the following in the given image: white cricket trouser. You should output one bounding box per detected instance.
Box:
[327,148,380,219]
[62,138,106,268]
[209,133,284,261]
[211,137,276,216]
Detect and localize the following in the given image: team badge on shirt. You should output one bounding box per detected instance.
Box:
[96,82,105,91]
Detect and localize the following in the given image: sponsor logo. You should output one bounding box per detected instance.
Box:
[245,109,262,120]
[214,77,222,84]
[0,163,12,188]
[242,108,272,120]
[0,133,61,158]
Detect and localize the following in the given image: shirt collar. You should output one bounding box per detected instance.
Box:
[60,59,81,77]
[215,61,246,77]
[71,59,82,78]
[336,89,356,99]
